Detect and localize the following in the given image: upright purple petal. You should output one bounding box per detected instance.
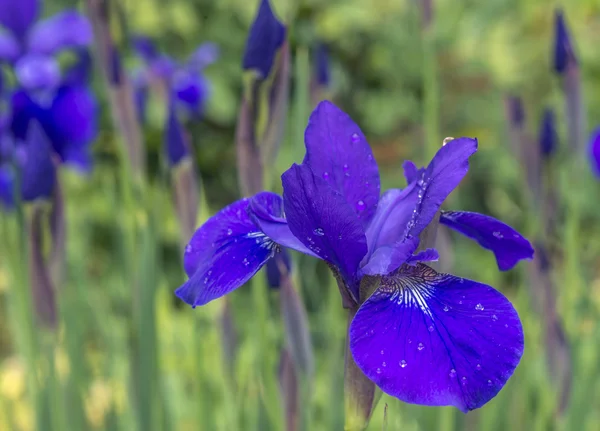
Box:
[164,101,190,166]
[14,54,60,90]
[402,160,421,184]
[187,42,219,71]
[366,138,477,255]
[588,126,600,178]
[242,0,286,79]
[440,211,534,271]
[0,0,38,40]
[27,11,92,55]
[176,194,279,307]
[0,32,19,62]
[350,264,524,412]
[282,163,367,291]
[303,101,380,226]
[361,236,419,276]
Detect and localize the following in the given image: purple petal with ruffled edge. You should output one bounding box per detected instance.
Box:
[27,11,92,55]
[176,193,281,307]
[365,138,477,257]
[0,0,38,40]
[439,211,534,271]
[282,163,367,291]
[303,100,380,226]
[249,191,319,258]
[350,263,524,412]
[15,54,60,90]
[0,32,19,62]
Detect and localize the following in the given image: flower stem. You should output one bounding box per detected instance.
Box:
[344,307,379,431]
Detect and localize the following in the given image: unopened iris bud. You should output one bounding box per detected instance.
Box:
[553,9,577,75]
[539,108,557,158]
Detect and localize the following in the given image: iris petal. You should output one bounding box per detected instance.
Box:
[176,195,278,307]
[440,211,534,271]
[27,11,92,55]
[350,263,524,412]
[282,163,367,291]
[0,0,38,40]
[0,32,19,62]
[303,100,380,226]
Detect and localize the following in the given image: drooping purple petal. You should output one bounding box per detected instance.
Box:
[164,100,190,166]
[18,121,57,202]
[440,211,534,271]
[0,0,38,40]
[242,0,286,79]
[589,126,600,178]
[365,138,477,254]
[350,263,524,412]
[0,32,20,62]
[14,54,60,90]
[303,100,380,226]
[10,89,39,140]
[44,84,97,171]
[282,163,367,290]
[27,10,92,55]
[176,194,278,307]
[249,191,319,258]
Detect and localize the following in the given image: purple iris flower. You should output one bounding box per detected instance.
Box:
[132,35,218,119]
[242,0,285,79]
[176,101,533,411]
[0,0,92,91]
[553,9,577,75]
[588,127,600,177]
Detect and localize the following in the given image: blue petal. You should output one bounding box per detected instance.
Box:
[0,31,20,62]
[439,211,534,271]
[0,0,38,40]
[176,195,278,307]
[187,42,219,71]
[589,126,600,178]
[407,248,439,265]
[242,0,286,78]
[360,236,419,276]
[303,100,381,226]
[402,160,420,184]
[18,121,56,201]
[27,11,92,55]
[172,69,210,116]
[282,163,367,293]
[350,263,524,412]
[164,100,189,166]
[15,54,60,90]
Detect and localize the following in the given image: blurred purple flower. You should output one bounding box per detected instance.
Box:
[314,43,330,87]
[0,0,92,91]
[175,100,533,412]
[163,98,190,167]
[266,248,292,289]
[553,9,577,75]
[242,0,285,79]
[539,108,557,158]
[588,127,600,177]
[132,35,218,119]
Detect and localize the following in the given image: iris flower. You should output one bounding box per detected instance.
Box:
[132,35,218,121]
[176,101,533,411]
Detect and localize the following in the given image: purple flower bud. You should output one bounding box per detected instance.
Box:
[588,127,600,177]
[553,9,577,75]
[314,43,330,87]
[506,95,525,127]
[242,0,286,79]
[164,101,190,167]
[539,108,557,157]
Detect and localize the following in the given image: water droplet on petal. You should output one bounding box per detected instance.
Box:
[376,368,382,374]
[475,303,484,311]
[458,300,463,305]
[493,231,503,239]
[313,228,325,236]
[443,305,449,312]
[428,325,434,332]
[227,228,233,236]
[476,364,482,371]
[357,200,365,211]
[185,244,192,253]
[380,350,384,355]
[400,360,407,368]
[449,369,456,378]
[343,164,349,171]
[492,314,498,321]
[338,234,343,240]
[461,377,467,386]
[322,171,329,180]
[417,343,424,351]
[351,133,360,143]
[487,379,493,386]
[243,258,249,266]
[382,362,387,367]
